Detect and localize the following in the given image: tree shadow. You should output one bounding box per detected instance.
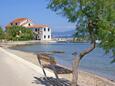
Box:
[33,76,71,86]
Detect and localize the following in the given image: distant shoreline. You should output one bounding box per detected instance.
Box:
[0,40,89,48]
[0,40,57,48]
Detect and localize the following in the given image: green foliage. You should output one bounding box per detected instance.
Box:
[111,58,115,64]
[5,26,33,41]
[48,0,115,62]
[0,27,4,40]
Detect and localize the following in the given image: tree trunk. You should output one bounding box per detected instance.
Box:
[71,42,96,86]
[72,54,81,86]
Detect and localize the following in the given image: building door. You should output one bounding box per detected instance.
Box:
[37,35,41,40]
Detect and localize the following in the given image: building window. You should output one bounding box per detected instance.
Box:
[10,23,13,25]
[44,28,46,31]
[44,35,46,39]
[48,35,50,39]
[28,23,31,26]
[48,28,50,31]
[38,28,40,31]
[15,23,18,25]
[35,28,37,32]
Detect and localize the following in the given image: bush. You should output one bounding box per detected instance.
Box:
[5,25,33,41]
[0,27,4,40]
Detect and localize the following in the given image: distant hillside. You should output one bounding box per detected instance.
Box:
[52,30,75,38]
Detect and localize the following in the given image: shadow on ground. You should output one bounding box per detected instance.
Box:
[33,76,71,86]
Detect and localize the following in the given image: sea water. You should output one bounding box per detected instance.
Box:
[12,43,115,80]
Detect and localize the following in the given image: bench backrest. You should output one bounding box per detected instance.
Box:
[37,54,56,64]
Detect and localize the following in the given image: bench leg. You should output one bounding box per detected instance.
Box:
[37,56,47,79]
[41,66,47,80]
[51,65,59,79]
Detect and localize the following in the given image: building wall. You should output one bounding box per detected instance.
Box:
[32,27,51,41]
[19,20,33,27]
[41,27,51,40]
[22,23,33,27]
[19,20,28,25]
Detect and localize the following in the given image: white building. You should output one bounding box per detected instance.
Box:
[26,24,51,41]
[6,18,51,41]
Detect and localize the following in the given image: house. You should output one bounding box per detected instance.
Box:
[26,24,51,40]
[6,18,51,41]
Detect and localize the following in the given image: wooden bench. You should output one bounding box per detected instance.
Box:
[37,53,72,79]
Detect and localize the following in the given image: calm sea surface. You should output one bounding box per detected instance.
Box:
[12,43,115,80]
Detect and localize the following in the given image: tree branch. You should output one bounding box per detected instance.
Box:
[79,41,96,60]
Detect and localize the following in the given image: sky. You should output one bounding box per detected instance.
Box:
[0,0,76,32]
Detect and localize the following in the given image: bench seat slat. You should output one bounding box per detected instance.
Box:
[43,64,72,74]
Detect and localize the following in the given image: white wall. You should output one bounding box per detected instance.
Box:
[19,20,33,27]
[40,27,51,41]
[42,27,51,40]
[32,27,51,41]
[23,23,33,27]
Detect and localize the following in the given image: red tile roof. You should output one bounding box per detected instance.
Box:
[12,18,32,23]
[5,18,32,28]
[26,24,48,28]
[5,18,49,29]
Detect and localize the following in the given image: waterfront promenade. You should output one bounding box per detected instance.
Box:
[0,47,54,86]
